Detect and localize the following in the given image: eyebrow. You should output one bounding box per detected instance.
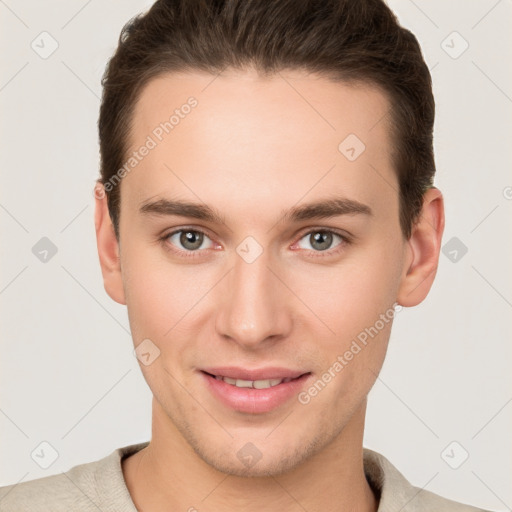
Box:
[139,197,372,225]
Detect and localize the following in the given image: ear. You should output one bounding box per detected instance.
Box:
[396,187,445,307]
[94,181,126,305]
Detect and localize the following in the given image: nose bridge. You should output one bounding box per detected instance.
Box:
[215,242,291,346]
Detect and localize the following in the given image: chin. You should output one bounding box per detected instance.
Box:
[199,448,306,478]
[182,426,328,478]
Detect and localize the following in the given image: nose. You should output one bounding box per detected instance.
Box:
[215,245,293,350]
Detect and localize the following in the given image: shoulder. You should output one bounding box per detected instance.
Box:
[0,468,90,511]
[0,442,148,512]
[363,447,495,512]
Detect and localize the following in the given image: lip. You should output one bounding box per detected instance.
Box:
[199,369,312,414]
[200,366,307,381]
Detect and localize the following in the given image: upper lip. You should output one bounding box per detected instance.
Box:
[201,367,309,381]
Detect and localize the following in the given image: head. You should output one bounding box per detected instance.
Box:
[95,0,444,477]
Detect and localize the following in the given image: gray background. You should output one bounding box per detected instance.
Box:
[0,1,510,510]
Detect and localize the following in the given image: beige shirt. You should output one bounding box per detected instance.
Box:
[0,442,492,511]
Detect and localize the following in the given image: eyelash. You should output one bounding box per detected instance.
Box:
[158,226,352,260]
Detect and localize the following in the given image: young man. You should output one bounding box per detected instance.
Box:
[0,0,494,510]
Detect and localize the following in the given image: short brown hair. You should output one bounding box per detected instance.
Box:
[98,0,435,240]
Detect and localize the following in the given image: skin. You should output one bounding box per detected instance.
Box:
[94,68,444,512]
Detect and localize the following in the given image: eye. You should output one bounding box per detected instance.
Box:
[293,229,348,255]
[160,228,216,256]
[159,227,351,259]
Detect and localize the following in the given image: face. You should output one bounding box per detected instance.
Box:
[103,68,415,477]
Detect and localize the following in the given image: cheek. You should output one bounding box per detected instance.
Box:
[293,246,402,339]
[121,244,199,343]
[290,241,403,400]
[296,273,396,416]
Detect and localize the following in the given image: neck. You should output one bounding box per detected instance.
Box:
[122,398,378,512]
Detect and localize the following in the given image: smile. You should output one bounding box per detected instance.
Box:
[205,372,300,389]
[199,370,312,414]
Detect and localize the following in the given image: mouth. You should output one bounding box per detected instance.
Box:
[199,369,313,414]
[201,370,310,389]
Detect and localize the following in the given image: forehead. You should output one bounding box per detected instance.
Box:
[122,69,397,223]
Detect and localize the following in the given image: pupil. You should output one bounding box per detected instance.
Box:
[311,232,332,251]
[181,231,203,250]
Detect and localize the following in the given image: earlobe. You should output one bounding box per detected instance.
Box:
[396,187,445,307]
[94,181,126,305]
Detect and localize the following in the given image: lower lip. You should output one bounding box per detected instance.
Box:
[200,371,312,414]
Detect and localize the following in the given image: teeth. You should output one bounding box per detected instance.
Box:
[218,376,287,389]
[233,378,253,388]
